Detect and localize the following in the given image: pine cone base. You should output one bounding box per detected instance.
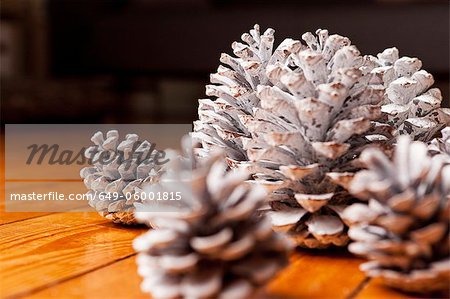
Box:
[362,259,450,293]
[100,210,136,225]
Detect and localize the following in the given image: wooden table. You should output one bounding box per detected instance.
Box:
[0,133,446,299]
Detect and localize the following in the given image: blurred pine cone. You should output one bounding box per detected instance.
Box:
[80,130,163,224]
[429,127,450,156]
[343,136,450,293]
[133,137,291,299]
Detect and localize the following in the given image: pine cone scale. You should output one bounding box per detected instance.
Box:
[134,138,291,298]
[80,130,164,225]
[193,24,448,249]
[344,135,450,293]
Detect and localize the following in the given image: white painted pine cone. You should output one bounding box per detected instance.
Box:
[429,127,450,156]
[368,47,450,141]
[80,130,163,224]
[194,25,393,248]
[133,137,292,299]
[344,135,450,293]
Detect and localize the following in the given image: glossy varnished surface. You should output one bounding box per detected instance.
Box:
[0,205,437,299]
[0,138,445,299]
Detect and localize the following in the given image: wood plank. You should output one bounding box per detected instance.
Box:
[0,212,105,248]
[0,179,49,224]
[4,181,88,212]
[355,277,449,299]
[0,212,147,298]
[0,211,52,225]
[26,248,367,299]
[26,256,146,299]
[266,248,367,299]
[0,183,51,225]
[1,182,91,224]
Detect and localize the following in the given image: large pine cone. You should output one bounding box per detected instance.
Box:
[80,130,163,224]
[368,47,450,141]
[194,25,395,248]
[133,139,291,299]
[343,136,450,293]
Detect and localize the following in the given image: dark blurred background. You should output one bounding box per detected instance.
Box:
[1,0,449,124]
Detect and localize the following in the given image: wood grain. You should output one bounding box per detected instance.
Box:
[1,211,442,299]
[356,277,449,299]
[1,133,445,299]
[0,211,51,226]
[0,212,146,298]
[26,256,146,299]
[4,181,88,212]
[0,182,51,225]
[1,182,87,224]
[25,250,367,299]
[267,249,367,299]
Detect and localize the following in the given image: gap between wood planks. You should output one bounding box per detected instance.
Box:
[0,213,56,226]
[1,214,372,299]
[0,180,89,225]
[6,253,138,299]
[347,277,372,299]
[13,247,372,299]
[0,212,146,299]
[0,182,384,299]
[0,180,376,298]
[0,206,373,298]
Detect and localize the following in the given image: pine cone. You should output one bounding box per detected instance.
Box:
[80,130,163,224]
[194,25,393,248]
[133,138,291,299]
[429,127,450,156]
[343,136,450,293]
[368,47,450,141]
